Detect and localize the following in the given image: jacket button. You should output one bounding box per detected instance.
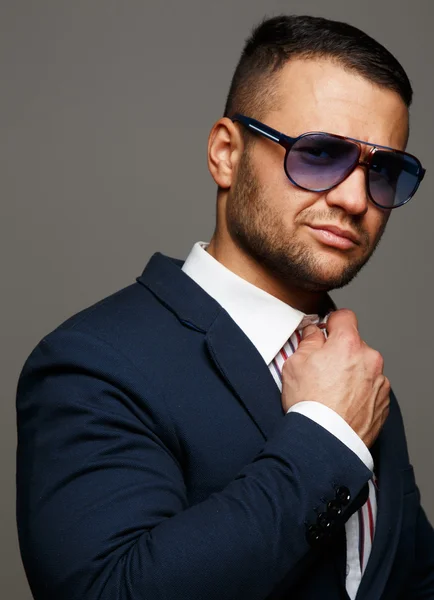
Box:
[306,524,323,545]
[327,500,343,517]
[335,486,351,505]
[317,512,334,531]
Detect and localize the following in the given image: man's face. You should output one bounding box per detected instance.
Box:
[226,59,409,292]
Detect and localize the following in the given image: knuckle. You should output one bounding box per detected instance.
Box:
[281,359,290,374]
[370,349,384,371]
[348,328,362,343]
[282,356,297,374]
[341,328,361,350]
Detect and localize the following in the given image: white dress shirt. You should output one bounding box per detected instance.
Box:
[182,241,374,598]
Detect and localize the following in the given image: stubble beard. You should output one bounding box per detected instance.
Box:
[226,150,388,293]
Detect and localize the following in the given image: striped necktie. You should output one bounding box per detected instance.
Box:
[269,313,378,600]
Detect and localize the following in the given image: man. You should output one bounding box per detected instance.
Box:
[16,14,434,600]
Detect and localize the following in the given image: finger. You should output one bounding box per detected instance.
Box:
[377,375,390,402]
[326,309,359,339]
[295,325,326,350]
[302,324,320,339]
[381,402,390,428]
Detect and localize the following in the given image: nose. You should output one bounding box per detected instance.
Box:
[324,164,369,216]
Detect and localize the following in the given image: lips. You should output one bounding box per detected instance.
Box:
[308,224,361,245]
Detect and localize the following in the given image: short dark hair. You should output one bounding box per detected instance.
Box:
[223,15,413,120]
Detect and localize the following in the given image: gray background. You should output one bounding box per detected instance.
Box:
[1,1,433,597]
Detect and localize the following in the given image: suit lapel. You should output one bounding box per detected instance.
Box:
[355,396,403,599]
[137,252,284,441]
[206,310,283,440]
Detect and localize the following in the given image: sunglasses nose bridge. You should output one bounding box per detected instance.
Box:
[357,145,377,169]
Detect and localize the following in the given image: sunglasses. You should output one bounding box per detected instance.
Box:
[231,113,426,209]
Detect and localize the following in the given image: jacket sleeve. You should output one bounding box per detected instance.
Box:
[16,328,372,600]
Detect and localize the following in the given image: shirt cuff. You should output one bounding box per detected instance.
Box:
[287,401,374,472]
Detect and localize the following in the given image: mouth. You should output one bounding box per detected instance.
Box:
[306,224,361,250]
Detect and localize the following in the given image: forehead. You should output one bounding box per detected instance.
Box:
[267,58,409,150]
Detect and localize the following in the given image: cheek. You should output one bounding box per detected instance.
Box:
[271,187,309,228]
[251,146,290,194]
[367,208,389,237]
[361,209,389,250]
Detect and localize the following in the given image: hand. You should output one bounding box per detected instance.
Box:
[281,309,390,448]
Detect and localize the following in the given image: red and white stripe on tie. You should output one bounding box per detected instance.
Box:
[358,476,378,573]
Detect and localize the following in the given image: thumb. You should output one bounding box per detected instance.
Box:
[302,324,320,339]
[297,324,325,349]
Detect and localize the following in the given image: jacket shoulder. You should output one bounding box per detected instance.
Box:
[21,277,180,373]
[55,280,163,336]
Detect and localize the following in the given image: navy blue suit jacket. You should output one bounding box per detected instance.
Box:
[16,253,434,599]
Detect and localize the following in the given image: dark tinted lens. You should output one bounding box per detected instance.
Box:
[368,151,421,208]
[286,134,360,190]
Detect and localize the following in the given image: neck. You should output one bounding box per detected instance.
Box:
[206,234,329,315]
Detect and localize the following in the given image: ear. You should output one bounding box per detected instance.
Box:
[207,117,244,189]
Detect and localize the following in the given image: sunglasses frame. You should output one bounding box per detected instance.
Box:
[231,113,426,209]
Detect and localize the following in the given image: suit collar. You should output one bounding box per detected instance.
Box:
[137,252,283,440]
[137,252,222,332]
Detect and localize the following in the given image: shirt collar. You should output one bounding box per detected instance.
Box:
[182,241,322,364]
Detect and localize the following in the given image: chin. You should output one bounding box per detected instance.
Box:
[293,255,362,291]
[309,267,360,291]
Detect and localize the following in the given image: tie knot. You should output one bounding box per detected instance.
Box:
[299,313,331,338]
[299,312,331,328]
